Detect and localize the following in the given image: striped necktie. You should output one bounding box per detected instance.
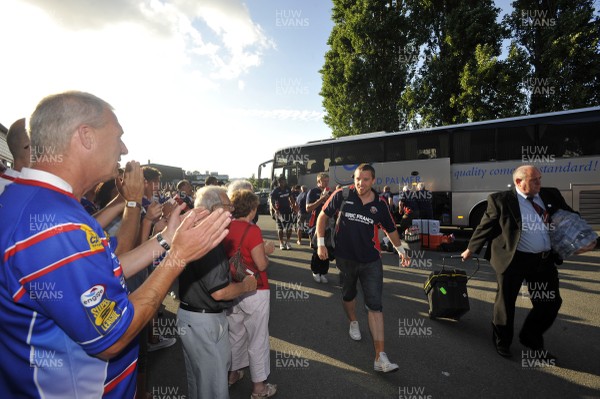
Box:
[527,196,549,223]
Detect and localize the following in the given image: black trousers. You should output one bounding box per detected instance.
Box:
[493,251,562,349]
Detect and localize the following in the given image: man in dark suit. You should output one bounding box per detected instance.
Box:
[461,165,595,359]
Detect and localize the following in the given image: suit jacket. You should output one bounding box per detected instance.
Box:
[468,187,574,274]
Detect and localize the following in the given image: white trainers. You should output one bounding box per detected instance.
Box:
[374,352,399,373]
[349,321,361,341]
[320,275,328,283]
[280,244,286,250]
[312,273,321,283]
[285,242,292,250]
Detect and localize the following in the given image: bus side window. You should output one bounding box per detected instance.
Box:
[303,145,331,173]
[496,126,535,161]
[333,140,383,165]
[539,122,600,158]
[452,129,496,163]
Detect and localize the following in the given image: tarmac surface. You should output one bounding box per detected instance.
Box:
[148,215,600,399]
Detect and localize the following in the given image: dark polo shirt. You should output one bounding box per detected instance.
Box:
[323,186,396,263]
[178,244,232,312]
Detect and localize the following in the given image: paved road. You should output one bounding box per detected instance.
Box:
[149,215,600,399]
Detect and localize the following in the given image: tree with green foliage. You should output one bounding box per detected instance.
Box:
[452,43,529,122]
[399,0,526,128]
[247,174,270,190]
[505,0,600,113]
[320,0,414,137]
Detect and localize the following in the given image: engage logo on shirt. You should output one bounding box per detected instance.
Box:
[81,285,105,307]
[81,285,123,334]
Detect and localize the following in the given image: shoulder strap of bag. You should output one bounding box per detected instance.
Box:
[335,186,350,230]
[237,223,252,251]
[329,186,351,242]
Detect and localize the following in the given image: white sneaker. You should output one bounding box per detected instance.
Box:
[349,321,361,341]
[320,275,328,283]
[285,242,292,250]
[147,336,176,352]
[313,273,321,283]
[374,352,399,373]
[280,244,286,250]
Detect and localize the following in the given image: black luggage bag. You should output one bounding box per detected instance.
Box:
[423,255,479,320]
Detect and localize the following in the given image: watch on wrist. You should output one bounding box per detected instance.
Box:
[156,232,171,251]
[126,200,142,209]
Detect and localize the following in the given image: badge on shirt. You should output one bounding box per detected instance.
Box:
[81,285,123,334]
[370,206,378,214]
[80,225,103,252]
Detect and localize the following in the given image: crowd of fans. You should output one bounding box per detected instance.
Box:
[0,92,425,399]
[83,168,278,399]
[0,92,277,399]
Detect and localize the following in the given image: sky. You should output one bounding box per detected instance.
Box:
[1,0,516,179]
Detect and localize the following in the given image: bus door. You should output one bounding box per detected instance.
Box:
[272,165,301,187]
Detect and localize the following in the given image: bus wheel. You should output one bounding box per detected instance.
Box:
[469,204,486,229]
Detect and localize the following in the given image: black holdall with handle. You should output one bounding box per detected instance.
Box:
[423,255,480,320]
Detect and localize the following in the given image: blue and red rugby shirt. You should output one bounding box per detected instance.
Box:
[0,168,138,398]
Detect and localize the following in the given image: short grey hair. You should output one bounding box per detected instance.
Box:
[513,165,537,183]
[29,91,112,158]
[195,186,227,210]
[227,179,253,198]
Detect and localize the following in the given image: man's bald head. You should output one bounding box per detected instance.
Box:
[7,118,30,171]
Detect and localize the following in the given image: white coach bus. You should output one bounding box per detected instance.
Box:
[259,107,600,228]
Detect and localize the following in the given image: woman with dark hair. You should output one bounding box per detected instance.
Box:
[224,189,277,398]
